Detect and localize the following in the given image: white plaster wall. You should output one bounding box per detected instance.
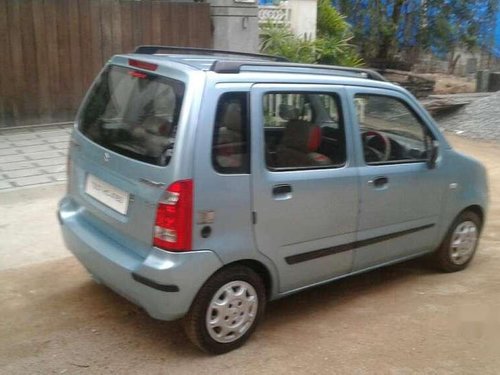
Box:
[289,0,317,39]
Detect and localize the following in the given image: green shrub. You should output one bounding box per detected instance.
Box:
[316,0,363,66]
[259,1,362,67]
[260,21,317,64]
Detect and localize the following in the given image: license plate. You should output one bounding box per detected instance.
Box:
[85,174,130,215]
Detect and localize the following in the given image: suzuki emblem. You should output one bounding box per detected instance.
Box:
[103,152,110,162]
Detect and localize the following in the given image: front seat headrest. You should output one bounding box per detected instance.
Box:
[282,120,322,153]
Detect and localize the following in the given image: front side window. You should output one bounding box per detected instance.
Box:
[354,94,432,165]
[79,65,185,166]
[263,92,346,170]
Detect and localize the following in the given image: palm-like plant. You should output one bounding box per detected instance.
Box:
[260,21,317,64]
[259,1,362,67]
[316,0,363,66]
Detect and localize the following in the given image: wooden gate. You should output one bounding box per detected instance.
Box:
[0,0,213,128]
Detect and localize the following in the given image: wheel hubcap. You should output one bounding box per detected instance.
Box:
[206,280,258,344]
[449,220,478,265]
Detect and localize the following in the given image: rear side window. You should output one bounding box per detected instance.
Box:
[263,92,346,170]
[79,65,185,166]
[212,92,249,174]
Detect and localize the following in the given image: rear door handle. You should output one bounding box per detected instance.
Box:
[272,184,292,200]
[368,176,389,188]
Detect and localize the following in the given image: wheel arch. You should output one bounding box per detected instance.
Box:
[220,259,274,300]
[460,204,484,229]
[438,203,485,247]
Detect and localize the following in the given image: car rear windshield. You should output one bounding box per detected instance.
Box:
[78,65,185,166]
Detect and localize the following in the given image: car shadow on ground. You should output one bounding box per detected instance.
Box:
[59,255,437,358]
[264,257,435,322]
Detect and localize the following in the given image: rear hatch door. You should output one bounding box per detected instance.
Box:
[69,62,186,258]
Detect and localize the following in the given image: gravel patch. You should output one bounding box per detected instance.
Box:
[436,91,500,141]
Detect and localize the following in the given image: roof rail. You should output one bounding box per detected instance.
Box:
[134,45,289,62]
[210,60,388,82]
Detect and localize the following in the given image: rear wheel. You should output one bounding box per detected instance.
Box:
[434,211,482,272]
[183,266,266,354]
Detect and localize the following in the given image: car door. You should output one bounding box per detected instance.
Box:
[347,87,447,270]
[250,84,359,292]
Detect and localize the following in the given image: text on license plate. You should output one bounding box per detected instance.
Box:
[85,174,130,215]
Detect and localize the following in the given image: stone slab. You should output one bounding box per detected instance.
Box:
[17,144,54,154]
[0,161,37,171]
[46,136,71,144]
[24,151,63,160]
[42,165,66,174]
[12,139,47,147]
[35,157,66,167]
[4,168,44,179]
[4,133,38,142]
[1,154,28,163]
[10,175,53,187]
[0,149,20,156]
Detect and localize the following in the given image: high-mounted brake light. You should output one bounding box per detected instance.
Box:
[153,180,193,251]
[129,59,158,71]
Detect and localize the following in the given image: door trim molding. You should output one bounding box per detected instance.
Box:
[285,223,435,265]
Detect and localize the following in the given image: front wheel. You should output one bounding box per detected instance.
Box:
[434,211,482,272]
[183,266,266,354]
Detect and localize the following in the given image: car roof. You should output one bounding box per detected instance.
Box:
[114,45,401,90]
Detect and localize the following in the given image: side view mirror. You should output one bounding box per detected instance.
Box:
[427,140,439,169]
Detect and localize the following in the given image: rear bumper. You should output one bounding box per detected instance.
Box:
[58,197,223,321]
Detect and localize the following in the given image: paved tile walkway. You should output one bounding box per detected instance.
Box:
[0,125,71,191]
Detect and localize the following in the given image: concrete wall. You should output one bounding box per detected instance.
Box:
[206,0,319,54]
[414,48,500,76]
[207,0,260,52]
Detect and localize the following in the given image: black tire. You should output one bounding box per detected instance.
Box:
[434,210,482,273]
[183,265,266,354]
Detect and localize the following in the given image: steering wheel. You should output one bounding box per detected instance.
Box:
[362,130,391,162]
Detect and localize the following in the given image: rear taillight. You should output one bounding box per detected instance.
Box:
[153,180,193,251]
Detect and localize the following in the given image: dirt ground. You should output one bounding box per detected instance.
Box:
[1,134,499,374]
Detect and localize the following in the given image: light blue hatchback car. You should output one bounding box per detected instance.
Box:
[58,46,488,353]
